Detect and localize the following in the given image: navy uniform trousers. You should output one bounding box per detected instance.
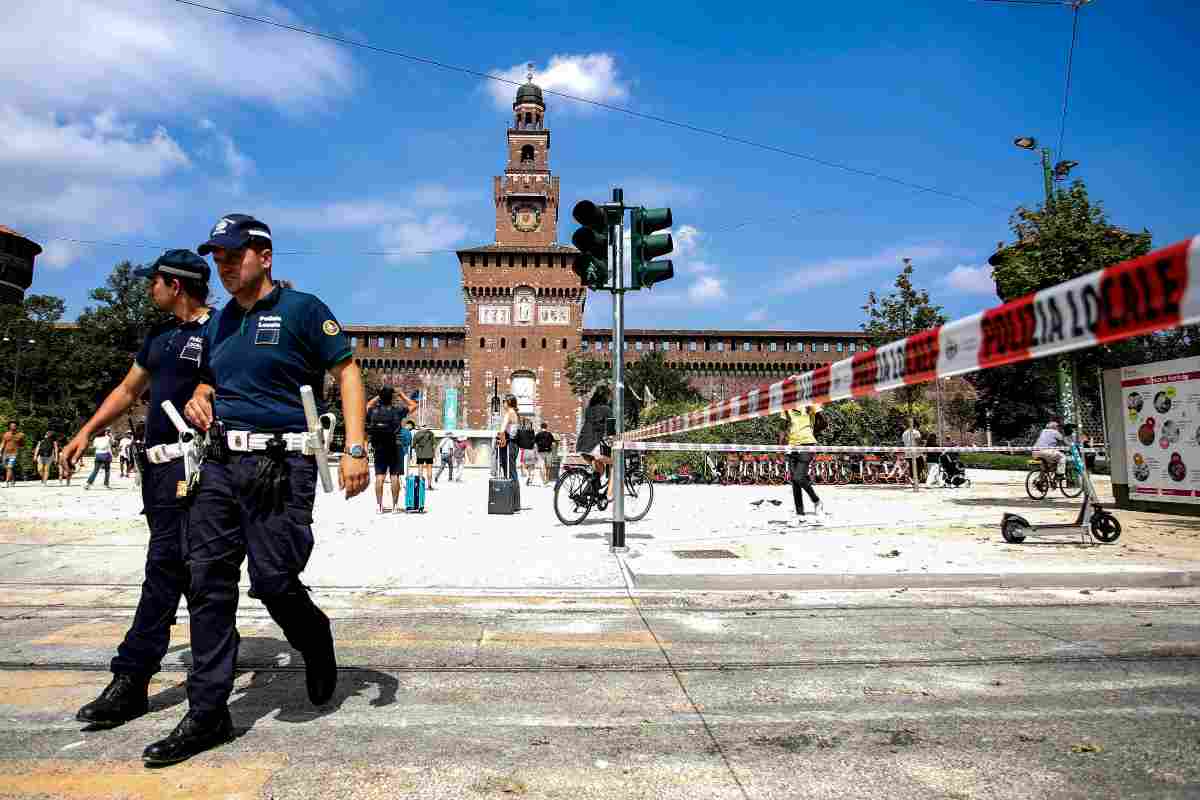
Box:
[184,452,332,712]
[111,460,190,676]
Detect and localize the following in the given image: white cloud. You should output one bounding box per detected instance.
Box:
[0,106,190,179]
[378,214,470,260]
[673,225,703,259]
[688,276,726,303]
[36,240,83,271]
[941,263,996,296]
[1,0,354,116]
[487,54,628,110]
[778,244,953,293]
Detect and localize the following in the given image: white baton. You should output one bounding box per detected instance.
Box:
[160,400,201,487]
[301,385,335,493]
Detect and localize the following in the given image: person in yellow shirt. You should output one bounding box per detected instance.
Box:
[779,404,824,524]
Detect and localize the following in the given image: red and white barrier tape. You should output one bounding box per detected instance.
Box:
[614,442,1098,454]
[627,236,1200,441]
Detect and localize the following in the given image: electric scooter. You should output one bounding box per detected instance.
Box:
[1000,438,1121,545]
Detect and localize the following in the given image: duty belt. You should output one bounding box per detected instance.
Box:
[226,430,313,454]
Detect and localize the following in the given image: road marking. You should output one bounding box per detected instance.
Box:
[480,630,664,650]
[0,757,285,799]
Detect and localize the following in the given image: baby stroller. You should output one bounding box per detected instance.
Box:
[936,450,971,488]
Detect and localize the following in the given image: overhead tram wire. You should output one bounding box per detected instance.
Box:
[1056,2,1083,161]
[167,0,1004,213]
[24,234,462,259]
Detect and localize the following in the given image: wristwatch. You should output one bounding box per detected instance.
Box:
[346,444,367,459]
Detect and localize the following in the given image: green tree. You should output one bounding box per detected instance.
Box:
[564,351,610,398]
[625,351,702,407]
[860,258,947,418]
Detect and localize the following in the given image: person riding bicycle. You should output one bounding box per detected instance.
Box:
[576,385,613,501]
[1033,421,1068,476]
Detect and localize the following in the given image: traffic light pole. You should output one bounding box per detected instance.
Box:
[609,187,628,553]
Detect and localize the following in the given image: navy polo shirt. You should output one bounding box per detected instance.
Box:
[202,286,352,432]
[136,314,211,449]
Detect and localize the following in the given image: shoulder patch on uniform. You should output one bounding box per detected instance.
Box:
[322,320,340,336]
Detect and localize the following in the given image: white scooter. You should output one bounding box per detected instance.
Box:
[1000,437,1121,545]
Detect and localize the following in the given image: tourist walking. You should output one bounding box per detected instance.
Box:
[534,423,555,486]
[515,419,537,486]
[434,432,456,483]
[411,423,437,488]
[119,429,135,478]
[34,431,58,486]
[85,428,114,489]
[452,435,467,481]
[2,422,24,487]
[779,404,824,525]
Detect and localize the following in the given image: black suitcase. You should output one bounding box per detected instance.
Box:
[488,477,520,515]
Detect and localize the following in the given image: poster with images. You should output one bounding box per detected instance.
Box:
[1120,355,1200,503]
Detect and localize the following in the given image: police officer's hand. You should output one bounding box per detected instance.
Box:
[184,387,215,432]
[339,452,369,499]
[59,433,88,476]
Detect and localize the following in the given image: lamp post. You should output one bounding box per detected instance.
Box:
[2,336,37,404]
[1012,135,1081,426]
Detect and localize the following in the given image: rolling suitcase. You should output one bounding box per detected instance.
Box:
[488,477,520,515]
[405,475,426,513]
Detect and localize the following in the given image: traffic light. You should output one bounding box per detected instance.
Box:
[571,200,610,291]
[630,207,674,290]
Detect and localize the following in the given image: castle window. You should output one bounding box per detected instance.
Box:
[521,255,527,267]
[849,342,857,353]
[689,340,697,352]
[520,338,527,349]
[581,339,588,350]
[635,341,643,352]
[350,336,358,349]
[716,341,725,352]
[524,113,532,127]
[836,342,843,353]
[500,337,506,349]
[433,337,440,349]
[743,342,752,352]
[561,338,567,349]
[479,337,485,349]
[377,337,386,348]
[769,342,778,352]
[541,338,547,349]
[520,144,534,163]
[823,342,830,352]
[404,337,412,349]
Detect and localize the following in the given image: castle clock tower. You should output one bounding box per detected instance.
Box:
[457,69,586,436]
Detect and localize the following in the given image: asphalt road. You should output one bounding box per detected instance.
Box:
[0,588,1197,799]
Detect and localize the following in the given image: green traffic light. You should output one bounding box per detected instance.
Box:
[631,206,676,290]
[571,200,610,291]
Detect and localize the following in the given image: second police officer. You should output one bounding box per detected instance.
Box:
[62,250,213,730]
[142,214,370,766]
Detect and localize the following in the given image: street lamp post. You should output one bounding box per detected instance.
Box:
[2,336,37,405]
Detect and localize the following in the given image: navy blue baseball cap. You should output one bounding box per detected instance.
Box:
[197,213,272,255]
[134,249,211,282]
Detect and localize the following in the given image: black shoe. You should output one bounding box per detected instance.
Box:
[76,673,150,728]
[142,708,234,766]
[302,636,338,706]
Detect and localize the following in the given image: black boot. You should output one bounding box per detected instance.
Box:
[142,708,234,766]
[76,673,150,728]
[302,631,338,706]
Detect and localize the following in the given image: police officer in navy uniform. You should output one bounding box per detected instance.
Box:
[139,215,369,766]
[60,250,212,727]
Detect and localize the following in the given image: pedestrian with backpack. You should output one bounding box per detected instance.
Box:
[515,419,537,486]
[365,387,418,513]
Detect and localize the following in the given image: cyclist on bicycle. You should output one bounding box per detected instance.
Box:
[576,385,613,501]
[1033,420,1068,476]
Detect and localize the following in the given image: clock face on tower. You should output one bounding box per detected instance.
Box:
[512,204,542,233]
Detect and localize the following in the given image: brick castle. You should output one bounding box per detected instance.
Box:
[341,78,868,438]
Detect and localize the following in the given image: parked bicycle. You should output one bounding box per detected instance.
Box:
[554,447,654,525]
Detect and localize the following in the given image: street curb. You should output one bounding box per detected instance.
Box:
[626,569,1200,591]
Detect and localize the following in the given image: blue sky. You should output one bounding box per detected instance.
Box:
[4,0,1196,332]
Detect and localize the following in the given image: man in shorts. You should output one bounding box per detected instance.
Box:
[366,387,417,512]
[34,431,58,485]
[2,422,24,487]
[534,423,555,486]
[411,424,436,487]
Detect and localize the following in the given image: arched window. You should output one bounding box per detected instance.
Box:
[500,337,506,349]
[479,337,485,349]
[541,338,547,349]
[561,338,567,350]
[520,338,527,349]
[524,112,532,127]
[520,144,535,163]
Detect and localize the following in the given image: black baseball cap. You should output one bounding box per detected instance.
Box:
[134,249,211,282]
[197,213,272,255]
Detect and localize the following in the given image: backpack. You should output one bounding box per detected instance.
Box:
[515,426,536,450]
[812,411,828,439]
[367,406,402,438]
